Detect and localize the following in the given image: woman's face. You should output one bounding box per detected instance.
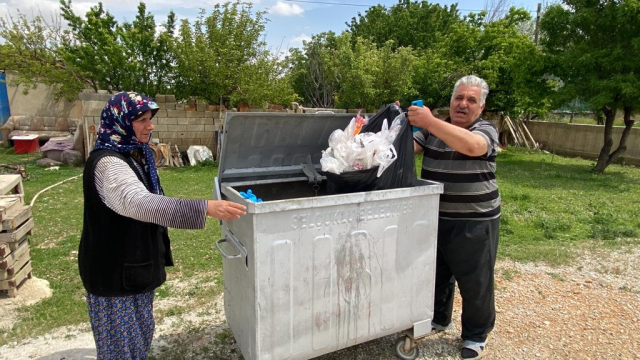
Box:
[132,110,155,144]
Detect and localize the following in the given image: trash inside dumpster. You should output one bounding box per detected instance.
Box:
[214,108,443,360]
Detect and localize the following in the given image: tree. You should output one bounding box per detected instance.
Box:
[373,40,419,106]
[333,34,378,110]
[0,10,85,100]
[346,0,461,50]
[235,48,299,107]
[59,1,127,93]
[118,4,175,96]
[59,1,175,96]
[414,8,553,116]
[484,0,512,23]
[287,32,341,108]
[172,1,272,106]
[541,0,640,173]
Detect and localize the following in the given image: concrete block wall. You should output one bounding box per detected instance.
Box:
[80,93,224,151]
[152,97,224,151]
[526,121,640,165]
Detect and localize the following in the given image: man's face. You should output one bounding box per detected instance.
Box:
[449,85,485,127]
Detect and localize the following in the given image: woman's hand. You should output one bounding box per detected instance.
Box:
[206,200,247,220]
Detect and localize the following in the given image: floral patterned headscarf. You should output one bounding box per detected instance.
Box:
[93,92,161,194]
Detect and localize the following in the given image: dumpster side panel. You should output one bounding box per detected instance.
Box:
[253,193,439,360]
[222,217,259,360]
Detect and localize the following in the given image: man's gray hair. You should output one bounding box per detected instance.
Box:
[452,75,490,105]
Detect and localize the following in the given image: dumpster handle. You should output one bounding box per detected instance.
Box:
[215,235,247,260]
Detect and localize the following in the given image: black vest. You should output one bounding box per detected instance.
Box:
[79,149,173,297]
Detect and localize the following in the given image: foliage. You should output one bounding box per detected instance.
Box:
[287,32,341,108]
[290,4,552,116]
[540,0,640,172]
[172,1,271,106]
[346,0,462,50]
[59,1,176,97]
[334,34,418,111]
[0,1,296,107]
[425,8,555,115]
[0,10,84,100]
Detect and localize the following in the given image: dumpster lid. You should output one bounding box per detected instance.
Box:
[218,112,354,183]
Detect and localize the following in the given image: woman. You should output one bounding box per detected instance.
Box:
[78,92,246,359]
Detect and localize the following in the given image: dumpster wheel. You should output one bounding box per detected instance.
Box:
[395,336,419,360]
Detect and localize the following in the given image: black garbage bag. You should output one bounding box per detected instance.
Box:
[324,104,418,195]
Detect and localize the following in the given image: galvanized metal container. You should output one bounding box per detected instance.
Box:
[214,112,443,360]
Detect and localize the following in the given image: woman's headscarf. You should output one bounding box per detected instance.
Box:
[93,92,161,194]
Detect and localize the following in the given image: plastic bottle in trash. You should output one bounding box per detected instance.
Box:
[411,100,424,133]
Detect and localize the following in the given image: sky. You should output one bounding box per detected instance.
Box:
[0,0,546,54]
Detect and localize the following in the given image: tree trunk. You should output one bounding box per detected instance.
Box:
[605,106,635,166]
[593,106,616,173]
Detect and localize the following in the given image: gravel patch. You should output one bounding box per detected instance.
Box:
[1,246,638,360]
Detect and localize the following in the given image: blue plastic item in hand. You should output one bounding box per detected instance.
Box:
[411,100,424,133]
[239,189,263,203]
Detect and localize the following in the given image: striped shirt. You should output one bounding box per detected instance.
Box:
[94,156,208,229]
[414,118,501,220]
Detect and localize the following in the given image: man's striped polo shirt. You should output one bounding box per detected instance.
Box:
[413,117,501,221]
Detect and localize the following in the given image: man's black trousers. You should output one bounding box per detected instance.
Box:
[432,217,500,343]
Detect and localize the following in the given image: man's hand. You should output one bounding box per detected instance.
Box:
[206,200,247,220]
[408,105,437,130]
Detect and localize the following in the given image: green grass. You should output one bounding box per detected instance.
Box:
[500,268,519,281]
[1,146,639,346]
[496,148,640,264]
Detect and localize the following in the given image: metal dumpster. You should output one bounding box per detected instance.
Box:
[214,112,443,360]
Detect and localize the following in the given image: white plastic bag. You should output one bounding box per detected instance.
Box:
[320,113,398,176]
[186,146,214,166]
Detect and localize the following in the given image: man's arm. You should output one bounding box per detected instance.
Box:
[408,107,488,157]
[414,140,424,155]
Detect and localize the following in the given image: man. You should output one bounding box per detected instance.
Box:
[407,75,500,359]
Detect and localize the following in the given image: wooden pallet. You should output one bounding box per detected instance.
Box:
[0,234,28,258]
[0,236,29,270]
[0,174,24,197]
[0,195,24,222]
[0,261,32,297]
[2,205,31,231]
[0,217,34,243]
[0,245,30,281]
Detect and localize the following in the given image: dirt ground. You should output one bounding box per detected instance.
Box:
[1,246,638,360]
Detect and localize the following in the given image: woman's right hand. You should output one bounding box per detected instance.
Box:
[206,200,247,220]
